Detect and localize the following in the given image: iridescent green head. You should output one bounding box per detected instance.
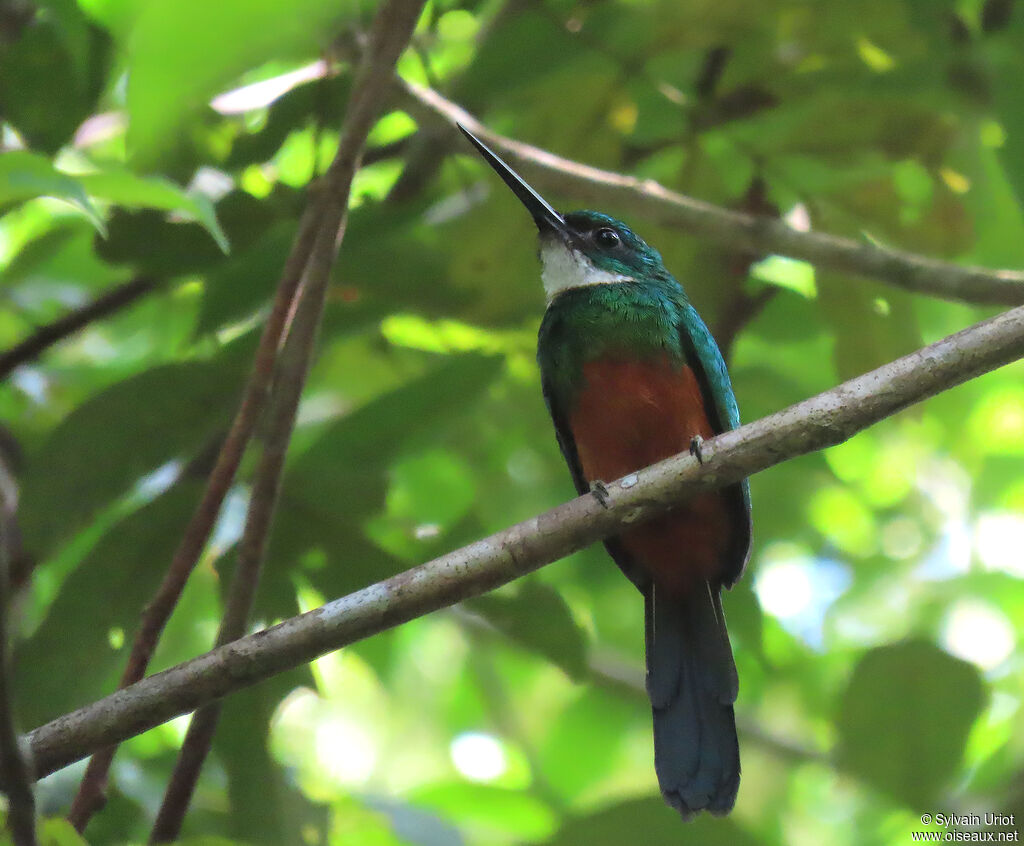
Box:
[458,125,671,300]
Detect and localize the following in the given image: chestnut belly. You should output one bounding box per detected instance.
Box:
[568,354,732,594]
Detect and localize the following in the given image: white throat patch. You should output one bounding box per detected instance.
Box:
[540,240,632,301]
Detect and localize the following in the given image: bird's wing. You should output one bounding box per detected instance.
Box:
[675,299,752,587]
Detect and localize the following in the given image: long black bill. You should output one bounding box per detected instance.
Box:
[457,123,569,236]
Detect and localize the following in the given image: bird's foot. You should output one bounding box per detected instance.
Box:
[689,435,705,465]
[590,479,611,508]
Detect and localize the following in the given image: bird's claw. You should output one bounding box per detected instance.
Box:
[689,435,705,465]
[590,479,611,508]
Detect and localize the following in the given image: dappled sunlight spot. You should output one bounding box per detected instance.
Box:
[211,60,328,114]
[397,617,469,687]
[862,440,918,506]
[450,732,508,782]
[785,203,811,232]
[749,254,817,298]
[915,524,972,580]
[824,432,877,483]
[168,713,192,744]
[808,486,877,557]
[756,556,813,620]
[507,447,546,486]
[10,366,47,404]
[272,687,381,798]
[826,431,921,506]
[981,120,1007,148]
[367,110,417,146]
[133,459,181,499]
[380,313,534,357]
[607,99,638,134]
[757,544,851,648]
[856,36,896,72]
[917,457,971,519]
[830,578,916,647]
[414,523,441,540]
[295,391,347,426]
[964,691,1020,771]
[968,386,1024,454]
[881,516,922,560]
[942,601,1015,671]
[939,167,970,194]
[314,718,378,786]
[107,626,124,650]
[913,457,972,579]
[976,512,1024,577]
[208,485,248,557]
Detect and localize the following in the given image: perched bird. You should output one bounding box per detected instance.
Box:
[459,125,752,818]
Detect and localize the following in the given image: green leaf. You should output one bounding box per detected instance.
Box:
[269,354,503,599]
[197,221,295,332]
[836,640,986,808]
[78,168,230,252]
[280,353,502,523]
[749,255,817,298]
[539,690,640,800]
[0,151,105,233]
[124,0,354,161]
[19,339,252,555]
[468,580,590,680]
[411,782,557,841]
[816,273,922,381]
[38,818,91,846]
[0,11,110,154]
[14,482,202,727]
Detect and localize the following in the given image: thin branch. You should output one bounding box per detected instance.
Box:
[65,183,321,837]
[400,81,1024,307]
[0,462,35,845]
[0,277,159,380]
[148,218,329,846]
[20,301,1024,780]
[148,1,425,838]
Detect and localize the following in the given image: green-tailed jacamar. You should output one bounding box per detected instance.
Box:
[460,125,752,819]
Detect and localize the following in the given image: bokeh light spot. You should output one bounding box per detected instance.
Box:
[942,601,1015,671]
[450,731,507,782]
[976,512,1024,577]
[756,555,814,620]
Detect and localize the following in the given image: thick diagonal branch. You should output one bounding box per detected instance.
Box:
[20,302,1024,780]
[402,81,1024,307]
[147,1,426,840]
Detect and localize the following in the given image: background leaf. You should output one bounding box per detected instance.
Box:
[836,640,986,808]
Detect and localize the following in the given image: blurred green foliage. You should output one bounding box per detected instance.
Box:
[1,0,1023,844]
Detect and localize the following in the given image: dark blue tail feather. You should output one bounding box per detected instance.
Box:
[645,582,740,818]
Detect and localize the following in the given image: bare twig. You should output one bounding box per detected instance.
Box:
[147,1,425,839]
[0,277,158,380]
[20,302,1024,779]
[401,81,1024,307]
[65,184,322,837]
[0,462,35,844]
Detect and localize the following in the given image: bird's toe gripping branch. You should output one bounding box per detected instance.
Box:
[590,479,611,508]
[689,435,705,465]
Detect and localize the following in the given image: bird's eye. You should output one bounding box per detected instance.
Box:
[594,227,620,248]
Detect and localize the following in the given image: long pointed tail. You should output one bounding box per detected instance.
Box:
[645,580,740,818]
